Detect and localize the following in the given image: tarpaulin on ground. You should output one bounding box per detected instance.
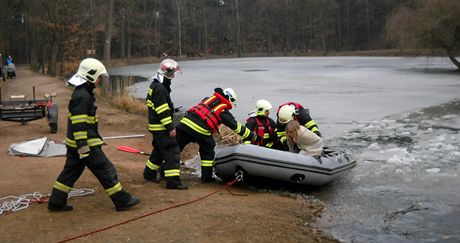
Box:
[8,137,66,157]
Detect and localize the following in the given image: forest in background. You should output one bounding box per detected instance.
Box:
[0,0,459,77]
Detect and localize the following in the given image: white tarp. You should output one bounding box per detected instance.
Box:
[8,137,66,157]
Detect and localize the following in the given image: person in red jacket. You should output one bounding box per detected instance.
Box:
[48,58,140,212]
[243,99,278,148]
[175,87,255,182]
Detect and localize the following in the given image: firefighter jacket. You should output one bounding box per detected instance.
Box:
[276,102,321,146]
[146,79,175,133]
[244,113,277,148]
[65,83,104,149]
[179,91,254,141]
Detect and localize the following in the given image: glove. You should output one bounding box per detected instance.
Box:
[78,145,91,159]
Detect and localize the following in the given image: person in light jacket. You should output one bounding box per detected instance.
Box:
[285,120,323,157]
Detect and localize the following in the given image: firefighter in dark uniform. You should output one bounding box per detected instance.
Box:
[275,102,321,151]
[143,59,187,190]
[48,58,140,212]
[243,99,278,148]
[176,87,255,182]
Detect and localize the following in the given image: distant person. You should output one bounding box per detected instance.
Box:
[0,53,4,81]
[243,99,278,148]
[6,54,15,79]
[143,59,188,190]
[175,87,255,182]
[275,102,321,151]
[6,54,14,65]
[48,58,140,212]
[285,120,324,157]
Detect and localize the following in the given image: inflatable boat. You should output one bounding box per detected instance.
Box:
[214,144,356,186]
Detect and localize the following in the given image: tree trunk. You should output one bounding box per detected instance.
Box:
[447,50,460,70]
[104,0,114,66]
[176,0,182,57]
[120,6,126,58]
[203,1,208,57]
[235,0,242,57]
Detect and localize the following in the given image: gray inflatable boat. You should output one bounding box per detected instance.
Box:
[214,144,356,186]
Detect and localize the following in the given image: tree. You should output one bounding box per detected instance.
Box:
[387,0,460,69]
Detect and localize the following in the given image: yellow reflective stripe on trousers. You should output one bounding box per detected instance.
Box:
[148,123,167,131]
[201,160,214,167]
[146,99,154,108]
[160,116,172,125]
[155,103,170,114]
[106,182,123,196]
[266,142,274,148]
[146,159,160,170]
[73,131,88,140]
[180,118,211,136]
[244,140,251,144]
[305,120,316,129]
[164,169,180,177]
[53,181,73,193]
[263,133,270,139]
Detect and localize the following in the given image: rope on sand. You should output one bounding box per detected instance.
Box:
[0,188,94,215]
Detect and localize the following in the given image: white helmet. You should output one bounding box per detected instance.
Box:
[255,99,273,114]
[278,105,295,124]
[76,58,108,83]
[157,59,181,79]
[223,88,237,106]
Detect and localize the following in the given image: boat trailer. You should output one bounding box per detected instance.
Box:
[0,86,58,133]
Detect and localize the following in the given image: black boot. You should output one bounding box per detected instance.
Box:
[166,177,188,190]
[48,189,73,212]
[115,196,141,212]
[143,166,158,182]
[111,191,141,211]
[201,167,216,183]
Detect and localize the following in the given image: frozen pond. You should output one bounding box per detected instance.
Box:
[110,57,460,242]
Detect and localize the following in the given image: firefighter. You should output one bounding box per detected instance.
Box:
[243,99,278,148]
[143,59,188,190]
[275,102,321,151]
[48,58,140,212]
[176,87,255,182]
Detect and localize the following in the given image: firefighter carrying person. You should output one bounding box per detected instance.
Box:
[143,59,188,190]
[175,87,256,182]
[243,99,278,148]
[274,102,321,151]
[48,58,140,212]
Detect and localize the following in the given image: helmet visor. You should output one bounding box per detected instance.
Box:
[96,73,110,88]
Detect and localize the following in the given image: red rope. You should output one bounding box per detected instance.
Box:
[57,179,239,243]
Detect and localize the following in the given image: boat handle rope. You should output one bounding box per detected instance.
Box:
[57,176,246,243]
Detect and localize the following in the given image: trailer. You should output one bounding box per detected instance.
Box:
[0,86,58,133]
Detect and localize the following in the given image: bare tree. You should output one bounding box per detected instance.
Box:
[387,0,460,69]
[104,0,114,66]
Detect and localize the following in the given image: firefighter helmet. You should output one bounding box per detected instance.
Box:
[278,104,295,124]
[255,99,273,113]
[157,59,181,79]
[76,58,108,83]
[223,88,237,106]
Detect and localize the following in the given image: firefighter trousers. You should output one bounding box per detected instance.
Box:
[143,131,181,181]
[48,147,131,208]
[176,126,215,180]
